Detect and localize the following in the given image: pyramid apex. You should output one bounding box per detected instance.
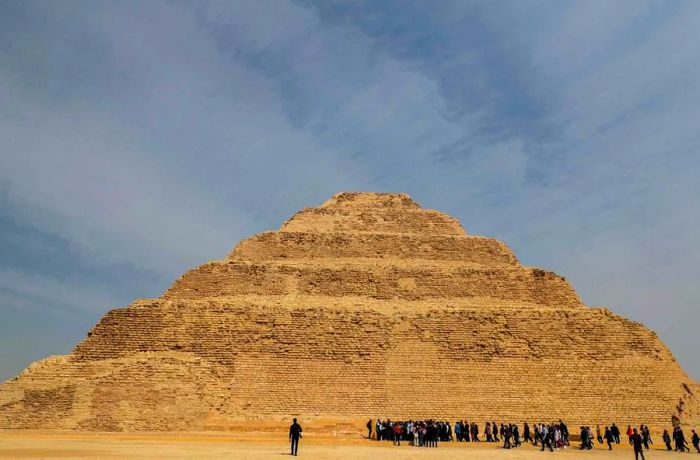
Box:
[321,192,420,208]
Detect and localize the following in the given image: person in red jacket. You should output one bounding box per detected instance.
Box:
[393,422,403,446]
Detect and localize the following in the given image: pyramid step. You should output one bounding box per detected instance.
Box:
[162,261,582,308]
[230,231,519,266]
[281,207,465,235]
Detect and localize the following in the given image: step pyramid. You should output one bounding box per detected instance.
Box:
[1,192,698,431]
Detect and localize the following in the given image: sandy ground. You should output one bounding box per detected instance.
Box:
[0,431,693,459]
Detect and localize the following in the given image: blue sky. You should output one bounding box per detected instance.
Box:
[1,0,699,381]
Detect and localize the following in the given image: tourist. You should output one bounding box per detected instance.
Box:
[486,422,493,442]
[579,426,593,450]
[627,424,634,444]
[524,422,532,443]
[641,424,651,450]
[560,420,569,446]
[428,421,438,447]
[540,424,553,452]
[662,429,672,450]
[554,425,563,449]
[455,420,462,442]
[596,425,603,444]
[502,424,512,449]
[375,419,382,441]
[611,423,621,444]
[493,421,500,442]
[675,426,690,452]
[367,418,372,439]
[533,423,540,446]
[605,426,614,450]
[691,429,700,453]
[631,428,645,460]
[393,421,402,446]
[415,422,424,447]
[289,417,303,457]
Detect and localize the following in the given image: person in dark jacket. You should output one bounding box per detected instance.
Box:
[289,418,303,456]
[662,429,672,450]
[631,428,645,460]
[524,422,532,443]
[611,423,621,443]
[692,429,700,453]
[367,419,372,440]
[502,424,512,449]
[560,420,569,446]
[579,426,588,450]
[641,424,652,450]
[604,426,614,450]
[676,426,690,452]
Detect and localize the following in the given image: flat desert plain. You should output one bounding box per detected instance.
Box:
[0,431,688,459]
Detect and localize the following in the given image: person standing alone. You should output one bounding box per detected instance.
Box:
[631,428,645,460]
[289,418,303,456]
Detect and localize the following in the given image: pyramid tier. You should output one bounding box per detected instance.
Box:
[2,300,697,430]
[280,192,464,235]
[281,203,465,235]
[162,261,582,308]
[230,231,519,266]
[73,300,661,362]
[316,192,422,209]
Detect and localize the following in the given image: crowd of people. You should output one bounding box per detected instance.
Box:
[367,418,700,454]
[371,419,452,447]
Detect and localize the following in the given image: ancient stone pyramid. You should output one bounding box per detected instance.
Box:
[1,192,698,431]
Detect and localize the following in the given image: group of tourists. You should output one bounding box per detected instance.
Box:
[371,419,452,446]
[369,418,568,449]
[365,418,700,455]
[661,426,700,453]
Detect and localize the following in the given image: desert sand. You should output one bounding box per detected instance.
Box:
[0,431,687,459]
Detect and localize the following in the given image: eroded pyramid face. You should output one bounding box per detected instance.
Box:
[1,192,698,431]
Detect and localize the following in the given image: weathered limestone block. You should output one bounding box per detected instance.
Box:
[0,192,697,431]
